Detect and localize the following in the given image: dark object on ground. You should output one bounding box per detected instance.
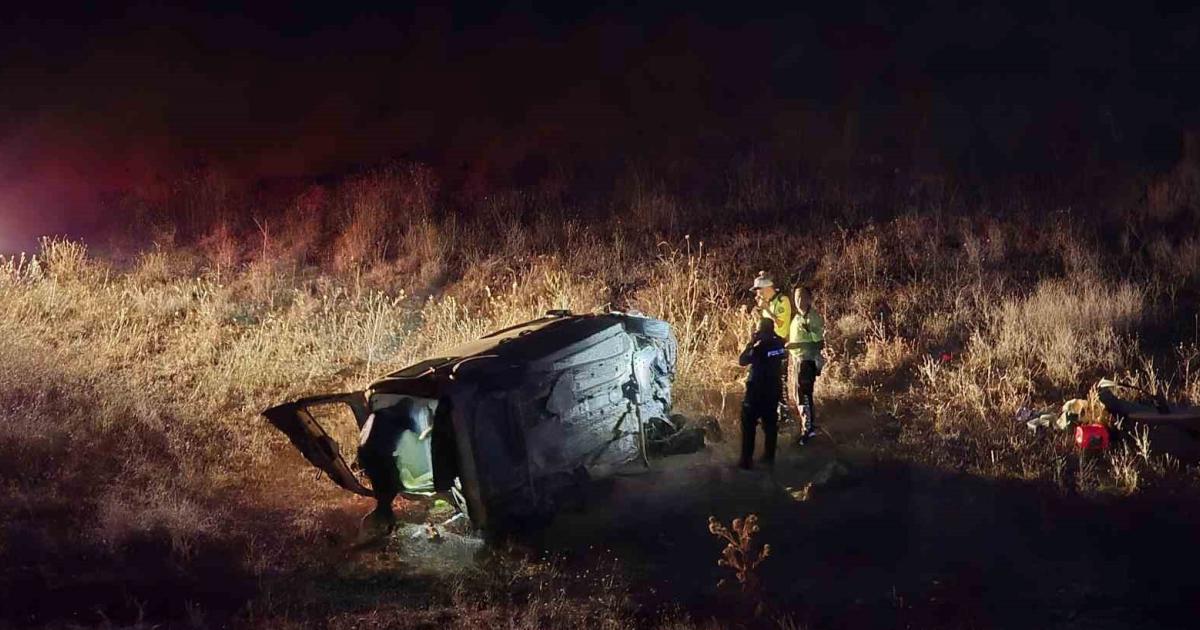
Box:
[263,310,689,533]
[646,415,706,456]
[698,415,723,443]
[1098,381,1200,461]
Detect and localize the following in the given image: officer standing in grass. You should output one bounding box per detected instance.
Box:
[738,317,788,469]
[787,286,825,444]
[752,271,792,339]
[751,271,794,423]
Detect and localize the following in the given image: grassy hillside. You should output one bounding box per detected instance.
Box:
[3,159,1200,627]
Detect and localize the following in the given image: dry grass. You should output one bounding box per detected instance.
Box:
[4,158,1200,627]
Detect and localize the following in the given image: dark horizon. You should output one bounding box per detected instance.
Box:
[2,1,1199,251]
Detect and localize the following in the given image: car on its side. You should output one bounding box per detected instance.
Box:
[263,310,683,532]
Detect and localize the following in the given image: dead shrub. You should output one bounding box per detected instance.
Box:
[39,236,96,283]
[986,278,1142,386]
[708,514,771,594]
[198,222,241,277]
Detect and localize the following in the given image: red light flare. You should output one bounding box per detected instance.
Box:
[0,113,178,252]
[0,189,35,254]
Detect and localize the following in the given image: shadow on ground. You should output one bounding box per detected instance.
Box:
[10,398,1200,629]
[536,401,1200,629]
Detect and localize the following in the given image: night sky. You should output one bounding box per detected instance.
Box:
[2,1,1199,246]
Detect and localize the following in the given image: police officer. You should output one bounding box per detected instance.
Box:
[738,317,787,469]
[751,271,794,423]
[751,270,792,341]
[787,286,825,444]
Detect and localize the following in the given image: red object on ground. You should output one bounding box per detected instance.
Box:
[1075,424,1110,450]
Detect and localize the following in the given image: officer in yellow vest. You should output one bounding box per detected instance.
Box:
[751,271,794,424]
[787,286,825,444]
[751,271,792,339]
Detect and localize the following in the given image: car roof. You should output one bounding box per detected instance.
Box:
[380,313,622,381]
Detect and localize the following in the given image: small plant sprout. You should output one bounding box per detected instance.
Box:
[1132,423,1153,462]
[708,514,772,593]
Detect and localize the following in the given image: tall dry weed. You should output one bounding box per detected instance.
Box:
[987,279,1141,386]
[635,238,743,398]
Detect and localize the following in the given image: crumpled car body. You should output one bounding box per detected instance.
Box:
[263,310,678,531]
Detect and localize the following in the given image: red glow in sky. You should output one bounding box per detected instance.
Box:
[0,192,33,254]
[0,113,178,250]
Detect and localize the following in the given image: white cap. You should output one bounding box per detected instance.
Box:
[750,271,774,291]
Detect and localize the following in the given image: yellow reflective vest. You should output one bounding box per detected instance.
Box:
[759,292,793,340]
[788,308,824,361]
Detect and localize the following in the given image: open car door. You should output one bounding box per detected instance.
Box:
[262,392,372,497]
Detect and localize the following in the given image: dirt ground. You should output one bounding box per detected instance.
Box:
[529,400,1200,629]
[9,401,1200,629]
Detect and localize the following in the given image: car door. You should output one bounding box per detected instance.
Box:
[262,392,372,497]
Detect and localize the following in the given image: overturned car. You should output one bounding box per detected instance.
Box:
[264,310,696,532]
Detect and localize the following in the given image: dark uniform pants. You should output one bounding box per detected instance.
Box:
[796,359,818,432]
[778,353,792,423]
[741,396,779,466]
